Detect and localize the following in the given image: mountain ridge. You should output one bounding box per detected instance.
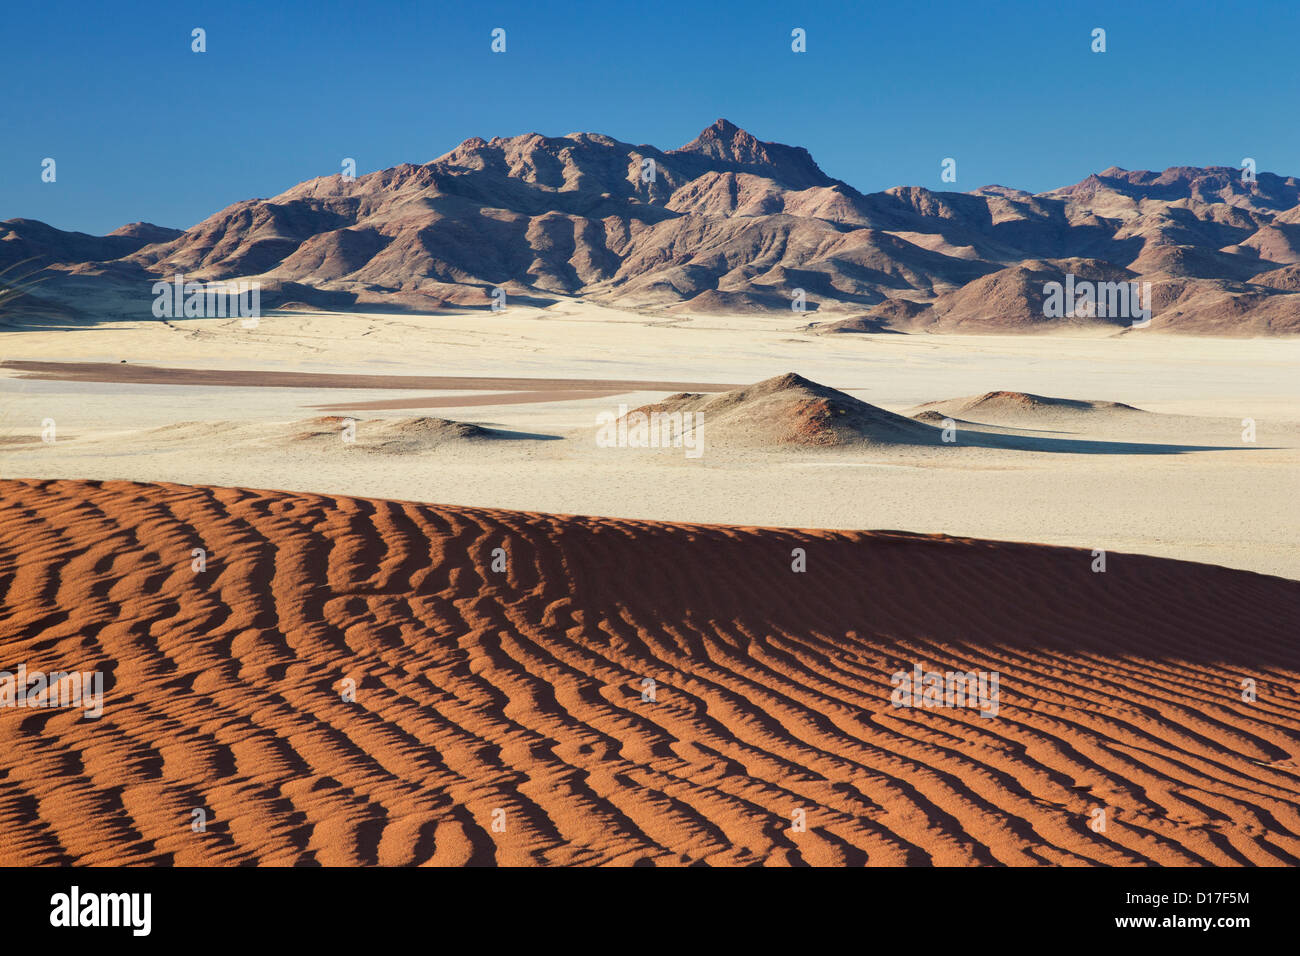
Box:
[6,119,1300,334]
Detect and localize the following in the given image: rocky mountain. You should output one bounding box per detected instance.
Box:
[7,119,1300,333]
[0,219,181,271]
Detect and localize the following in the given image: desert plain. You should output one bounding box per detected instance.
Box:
[2,300,1297,577]
[1,300,1298,867]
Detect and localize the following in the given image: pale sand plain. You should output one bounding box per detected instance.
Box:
[1,298,1297,578]
[3,302,1300,867]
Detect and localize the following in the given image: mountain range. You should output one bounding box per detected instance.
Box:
[5,118,1300,334]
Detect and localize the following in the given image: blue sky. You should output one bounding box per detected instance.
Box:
[4,0,1297,235]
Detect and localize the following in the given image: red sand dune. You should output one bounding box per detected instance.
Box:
[1,478,1298,866]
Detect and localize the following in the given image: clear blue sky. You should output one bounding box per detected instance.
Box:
[4,0,1297,235]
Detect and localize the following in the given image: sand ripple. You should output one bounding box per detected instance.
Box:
[1,478,1297,866]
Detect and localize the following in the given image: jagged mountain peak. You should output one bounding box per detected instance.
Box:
[671,118,834,189]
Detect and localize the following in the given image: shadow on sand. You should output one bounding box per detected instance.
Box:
[933,425,1266,455]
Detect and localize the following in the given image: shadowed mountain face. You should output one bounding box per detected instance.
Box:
[0,218,181,271]
[8,120,1300,333]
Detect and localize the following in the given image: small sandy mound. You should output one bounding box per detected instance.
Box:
[141,416,493,453]
[908,390,1144,423]
[814,302,928,334]
[812,315,897,334]
[672,288,797,313]
[911,409,967,424]
[286,416,491,451]
[627,372,939,448]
